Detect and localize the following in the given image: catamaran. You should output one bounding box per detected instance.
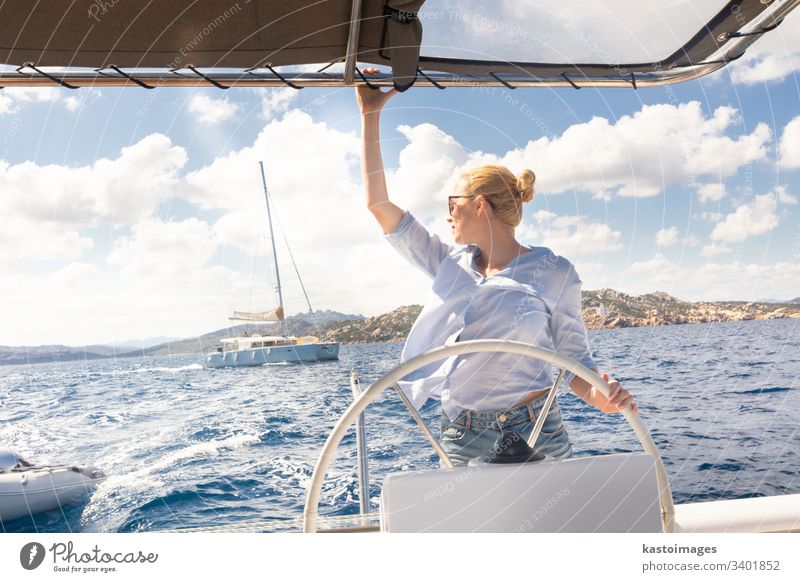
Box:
[2,0,799,533]
[206,162,340,368]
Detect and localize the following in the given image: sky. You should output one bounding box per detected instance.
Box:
[0,3,799,346]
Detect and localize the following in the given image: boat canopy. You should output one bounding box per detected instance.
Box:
[0,0,797,89]
[221,335,287,344]
[230,307,285,322]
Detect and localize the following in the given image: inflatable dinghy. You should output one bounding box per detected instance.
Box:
[0,448,105,523]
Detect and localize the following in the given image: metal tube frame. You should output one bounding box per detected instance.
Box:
[391,383,454,469]
[0,64,725,88]
[343,0,364,84]
[526,368,566,449]
[0,0,795,89]
[349,369,371,515]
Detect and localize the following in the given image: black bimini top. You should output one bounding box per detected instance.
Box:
[0,0,797,89]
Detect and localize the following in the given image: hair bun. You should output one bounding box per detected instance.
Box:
[516,169,536,203]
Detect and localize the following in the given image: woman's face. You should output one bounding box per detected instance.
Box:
[447,179,484,244]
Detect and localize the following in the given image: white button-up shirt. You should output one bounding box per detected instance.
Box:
[385,211,597,419]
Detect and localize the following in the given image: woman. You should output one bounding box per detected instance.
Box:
[356,82,637,466]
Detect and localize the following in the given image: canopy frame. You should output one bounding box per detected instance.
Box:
[0,0,796,89]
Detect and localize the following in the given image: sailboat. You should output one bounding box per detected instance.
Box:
[205,163,339,368]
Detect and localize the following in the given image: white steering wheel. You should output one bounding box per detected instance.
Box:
[303,339,675,532]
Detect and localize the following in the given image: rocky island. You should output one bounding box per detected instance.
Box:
[581,289,800,330]
[317,291,800,344]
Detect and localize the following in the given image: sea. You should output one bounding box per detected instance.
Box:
[1,318,798,533]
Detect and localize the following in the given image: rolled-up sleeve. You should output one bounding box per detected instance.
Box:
[384,211,452,279]
[549,264,597,377]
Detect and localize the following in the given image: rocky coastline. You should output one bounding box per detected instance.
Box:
[319,291,800,343]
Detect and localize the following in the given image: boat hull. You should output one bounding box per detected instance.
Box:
[0,465,105,523]
[674,493,800,533]
[205,342,339,368]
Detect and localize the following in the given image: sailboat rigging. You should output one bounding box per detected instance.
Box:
[205,163,339,368]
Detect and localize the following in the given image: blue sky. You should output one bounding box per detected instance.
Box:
[0,8,799,346]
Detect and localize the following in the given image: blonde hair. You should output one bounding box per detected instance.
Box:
[461,165,536,228]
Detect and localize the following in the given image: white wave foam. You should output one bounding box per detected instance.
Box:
[82,431,262,531]
[92,363,204,376]
[157,433,261,466]
[98,432,261,491]
[147,363,204,374]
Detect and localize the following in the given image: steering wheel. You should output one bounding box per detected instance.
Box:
[302,339,675,532]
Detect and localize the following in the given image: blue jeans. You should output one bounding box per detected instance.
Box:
[439,393,573,466]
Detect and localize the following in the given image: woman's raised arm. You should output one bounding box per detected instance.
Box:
[356,81,405,234]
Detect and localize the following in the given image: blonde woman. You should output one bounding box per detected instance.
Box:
[356,83,637,465]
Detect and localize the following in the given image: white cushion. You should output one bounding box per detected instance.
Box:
[380,452,662,532]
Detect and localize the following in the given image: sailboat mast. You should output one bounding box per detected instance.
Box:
[259,161,285,335]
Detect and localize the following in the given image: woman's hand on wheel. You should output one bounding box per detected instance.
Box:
[355,67,398,115]
[602,373,639,414]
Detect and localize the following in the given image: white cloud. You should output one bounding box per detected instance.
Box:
[696,182,726,203]
[188,94,240,125]
[518,211,623,256]
[700,243,732,257]
[383,102,770,205]
[3,93,796,345]
[687,262,800,302]
[62,89,102,113]
[779,115,800,170]
[0,87,98,115]
[626,253,681,286]
[0,93,12,114]
[728,9,800,85]
[627,253,674,274]
[1,87,60,106]
[388,123,470,216]
[49,262,100,287]
[183,110,358,208]
[710,193,779,243]
[597,253,800,302]
[0,135,186,268]
[0,256,240,346]
[655,226,700,249]
[107,219,219,280]
[775,186,796,204]
[0,220,94,265]
[254,88,299,120]
[178,108,416,322]
[63,96,81,112]
[701,212,724,222]
[212,211,266,253]
[0,134,187,227]
[655,227,679,247]
[182,110,364,251]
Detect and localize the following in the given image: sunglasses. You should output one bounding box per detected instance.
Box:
[448,195,496,216]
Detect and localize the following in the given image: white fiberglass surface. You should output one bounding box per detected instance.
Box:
[418,0,728,64]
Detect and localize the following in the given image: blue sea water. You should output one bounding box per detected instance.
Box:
[1,318,798,533]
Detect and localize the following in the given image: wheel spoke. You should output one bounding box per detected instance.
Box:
[526,368,566,449]
[392,384,454,468]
